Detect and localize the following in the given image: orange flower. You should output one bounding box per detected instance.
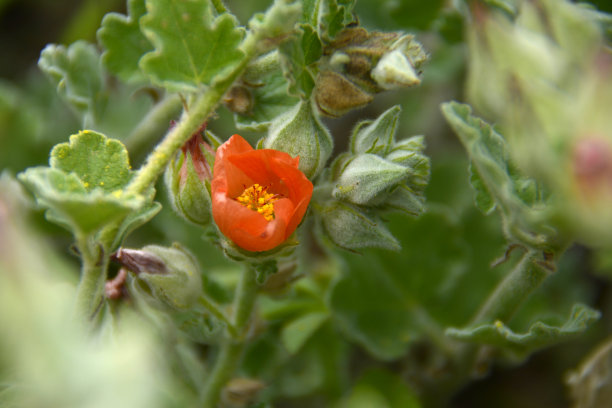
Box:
[211,134,313,252]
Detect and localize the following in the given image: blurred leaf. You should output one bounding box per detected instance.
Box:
[38,41,103,127]
[281,311,329,354]
[446,303,600,356]
[354,0,443,31]
[567,335,612,408]
[98,0,153,82]
[279,24,321,98]
[334,369,421,408]
[140,0,245,92]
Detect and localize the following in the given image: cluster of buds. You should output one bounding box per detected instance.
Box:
[316,106,430,250]
[315,27,428,117]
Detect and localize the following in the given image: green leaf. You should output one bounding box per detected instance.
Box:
[469,165,496,214]
[50,130,132,193]
[321,0,356,39]
[279,24,322,98]
[441,101,553,248]
[350,105,401,155]
[19,167,142,234]
[18,130,144,235]
[97,0,153,82]
[446,303,600,356]
[140,0,245,92]
[281,312,329,354]
[109,201,162,251]
[38,41,103,126]
[334,369,421,408]
[235,65,298,132]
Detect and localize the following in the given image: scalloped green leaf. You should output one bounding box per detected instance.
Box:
[139,0,245,92]
[18,167,142,234]
[50,130,132,193]
[18,130,144,235]
[279,24,322,98]
[235,68,298,132]
[446,303,600,356]
[97,0,153,82]
[38,41,103,126]
[350,105,401,155]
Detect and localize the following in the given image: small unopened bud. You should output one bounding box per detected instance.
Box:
[318,201,400,251]
[165,132,214,226]
[114,245,203,310]
[333,154,409,205]
[265,99,333,178]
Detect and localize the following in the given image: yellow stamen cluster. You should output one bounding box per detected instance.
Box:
[236,183,279,221]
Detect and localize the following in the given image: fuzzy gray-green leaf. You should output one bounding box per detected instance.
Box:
[446,303,600,356]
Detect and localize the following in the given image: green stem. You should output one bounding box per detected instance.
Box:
[200,267,258,408]
[73,235,108,323]
[124,94,183,157]
[470,249,550,325]
[198,295,238,338]
[125,27,262,197]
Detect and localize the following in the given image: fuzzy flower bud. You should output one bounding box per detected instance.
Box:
[265,99,333,179]
[114,244,202,310]
[165,132,215,226]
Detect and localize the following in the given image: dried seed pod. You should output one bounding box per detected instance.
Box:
[314,70,373,117]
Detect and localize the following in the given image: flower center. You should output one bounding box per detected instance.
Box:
[235,184,280,221]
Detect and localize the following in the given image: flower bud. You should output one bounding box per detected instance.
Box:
[114,244,202,310]
[318,201,400,251]
[332,154,409,206]
[265,99,333,179]
[165,133,214,226]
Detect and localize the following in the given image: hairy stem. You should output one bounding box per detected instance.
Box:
[200,267,258,408]
[73,235,108,323]
[198,295,238,338]
[470,249,550,325]
[125,28,261,197]
[124,94,183,157]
